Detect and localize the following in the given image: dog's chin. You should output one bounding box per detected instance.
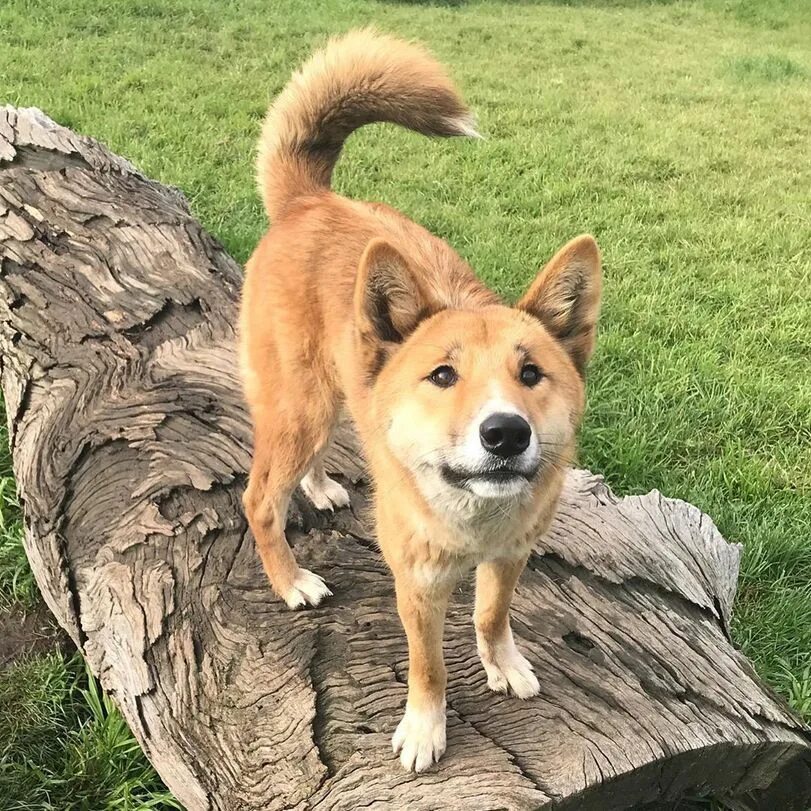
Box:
[465,476,529,500]
[439,465,535,500]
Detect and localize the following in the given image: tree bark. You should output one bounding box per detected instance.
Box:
[1,106,809,811]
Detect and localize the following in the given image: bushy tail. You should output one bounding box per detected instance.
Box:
[256,29,479,220]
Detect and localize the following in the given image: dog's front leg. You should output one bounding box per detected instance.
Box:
[474,554,540,698]
[391,570,453,772]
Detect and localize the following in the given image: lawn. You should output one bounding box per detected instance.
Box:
[1,0,809,807]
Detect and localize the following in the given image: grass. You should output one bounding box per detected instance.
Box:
[0,404,38,612]
[727,53,807,81]
[0,0,809,807]
[0,653,180,810]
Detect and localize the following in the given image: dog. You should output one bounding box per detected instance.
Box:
[240,29,601,772]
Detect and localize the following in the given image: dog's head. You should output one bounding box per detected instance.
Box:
[355,235,601,515]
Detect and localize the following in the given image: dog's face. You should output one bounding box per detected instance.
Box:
[378,307,583,502]
[355,236,601,515]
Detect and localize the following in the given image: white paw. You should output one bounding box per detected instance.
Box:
[300,470,351,512]
[392,702,446,772]
[282,568,332,609]
[478,630,540,699]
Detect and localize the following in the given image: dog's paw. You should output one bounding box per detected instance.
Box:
[282,568,332,609]
[392,702,446,772]
[300,471,351,512]
[478,633,540,699]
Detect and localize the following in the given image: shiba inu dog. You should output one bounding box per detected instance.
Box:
[240,29,601,771]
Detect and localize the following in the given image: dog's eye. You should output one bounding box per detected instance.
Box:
[520,363,543,387]
[428,365,458,388]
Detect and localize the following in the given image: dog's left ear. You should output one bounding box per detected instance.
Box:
[355,238,432,344]
[518,234,602,375]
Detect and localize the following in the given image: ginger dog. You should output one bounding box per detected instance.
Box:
[240,30,601,771]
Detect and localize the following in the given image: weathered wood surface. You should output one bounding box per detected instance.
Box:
[1,106,809,811]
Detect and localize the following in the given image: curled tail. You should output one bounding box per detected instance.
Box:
[256,29,479,221]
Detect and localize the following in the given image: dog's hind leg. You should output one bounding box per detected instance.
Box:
[242,391,338,609]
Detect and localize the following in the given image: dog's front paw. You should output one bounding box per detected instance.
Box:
[282,568,332,609]
[300,471,351,512]
[392,702,446,772]
[478,632,540,699]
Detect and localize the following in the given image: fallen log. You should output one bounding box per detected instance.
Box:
[1,106,809,811]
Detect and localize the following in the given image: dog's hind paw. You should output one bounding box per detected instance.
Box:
[283,568,332,609]
[300,469,351,512]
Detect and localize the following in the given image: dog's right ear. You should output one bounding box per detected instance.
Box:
[354,239,431,345]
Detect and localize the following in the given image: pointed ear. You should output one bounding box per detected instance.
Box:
[354,238,432,344]
[518,234,602,375]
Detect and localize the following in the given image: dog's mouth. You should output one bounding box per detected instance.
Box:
[440,464,536,490]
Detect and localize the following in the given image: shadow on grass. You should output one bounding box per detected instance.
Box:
[375,0,680,6]
[726,54,808,82]
[374,0,809,32]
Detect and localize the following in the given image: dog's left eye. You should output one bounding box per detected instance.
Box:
[520,363,543,387]
[428,365,458,388]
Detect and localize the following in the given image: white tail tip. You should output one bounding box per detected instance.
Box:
[446,114,483,139]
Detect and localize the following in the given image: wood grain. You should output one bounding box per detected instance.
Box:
[1,106,809,811]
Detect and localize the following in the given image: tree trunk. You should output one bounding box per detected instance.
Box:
[1,106,809,811]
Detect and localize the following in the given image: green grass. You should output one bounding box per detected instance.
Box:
[1,0,809,807]
[727,53,807,81]
[0,481,36,612]
[0,653,180,810]
[0,404,38,611]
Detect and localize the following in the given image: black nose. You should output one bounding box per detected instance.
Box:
[479,413,532,458]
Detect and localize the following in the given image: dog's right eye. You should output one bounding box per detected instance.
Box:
[427,365,458,388]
